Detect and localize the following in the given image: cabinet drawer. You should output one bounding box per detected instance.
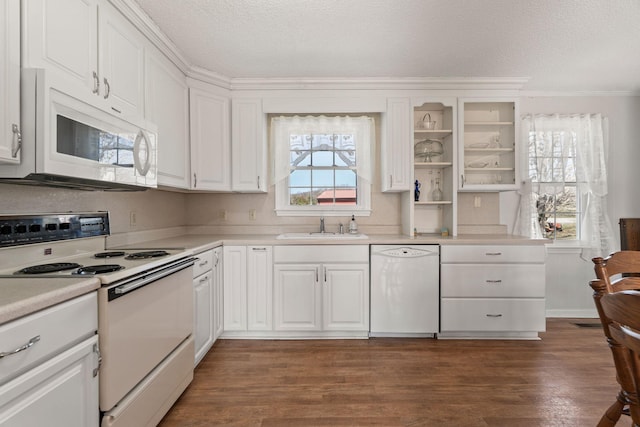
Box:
[441,245,545,263]
[0,292,97,384]
[274,245,368,263]
[441,264,545,298]
[193,249,215,277]
[441,298,546,332]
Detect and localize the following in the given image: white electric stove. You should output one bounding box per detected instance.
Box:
[0,212,196,426]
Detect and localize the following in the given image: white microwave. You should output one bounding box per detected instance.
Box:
[0,69,157,190]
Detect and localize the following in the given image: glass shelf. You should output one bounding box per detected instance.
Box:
[414,162,452,168]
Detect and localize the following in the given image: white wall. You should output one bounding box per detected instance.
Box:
[505,95,640,317]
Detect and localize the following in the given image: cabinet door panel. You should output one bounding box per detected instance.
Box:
[231,99,266,192]
[190,87,231,190]
[323,264,369,331]
[99,2,145,118]
[223,246,247,331]
[193,273,213,365]
[23,0,98,93]
[247,246,273,331]
[273,264,321,331]
[0,336,98,427]
[382,98,411,192]
[0,0,20,164]
[212,248,224,340]
[145,48,190,188]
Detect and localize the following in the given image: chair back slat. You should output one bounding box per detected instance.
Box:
[591,251,640,427]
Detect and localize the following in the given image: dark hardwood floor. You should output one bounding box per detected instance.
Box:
[159,319,620,426]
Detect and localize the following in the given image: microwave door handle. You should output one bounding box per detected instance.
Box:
[133,130,151,177]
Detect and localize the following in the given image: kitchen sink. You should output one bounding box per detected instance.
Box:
[277,232,368,240]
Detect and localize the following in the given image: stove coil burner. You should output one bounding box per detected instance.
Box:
[125,250,170,260]
[94,251,126,258]
[15,262,82,275]
[74,264,125,275]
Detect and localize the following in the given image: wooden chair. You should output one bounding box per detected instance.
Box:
[600,290,640,427]
[591,251,640,426]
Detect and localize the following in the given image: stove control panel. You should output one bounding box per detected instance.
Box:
[0,212,110,247]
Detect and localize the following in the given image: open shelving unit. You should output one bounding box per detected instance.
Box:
[458,98,519,191]
[409,100,457,236]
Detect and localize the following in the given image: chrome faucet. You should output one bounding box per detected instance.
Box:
[320,217,325,233]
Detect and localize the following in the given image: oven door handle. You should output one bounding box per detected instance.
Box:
[113,258,195,296]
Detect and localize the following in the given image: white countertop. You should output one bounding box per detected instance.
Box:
[1,232,544,325]
[0,277,100,325]
[109,233,546,254]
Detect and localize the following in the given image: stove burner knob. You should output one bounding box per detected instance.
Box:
[29,224,41,232]
[45,223,57,231]
[0,225,11,235]
[15,224,27,233]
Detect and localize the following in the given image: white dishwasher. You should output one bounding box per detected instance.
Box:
[370,245,440,337]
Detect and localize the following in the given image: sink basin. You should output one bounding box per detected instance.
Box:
[277,232,368,240]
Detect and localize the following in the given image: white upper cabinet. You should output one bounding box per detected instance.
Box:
[231,98,267,193]
[458,98,520,191]
[381,98,412,192]
[189,81,231,191]
[23,0,145,121]
[145,49,190,189]
[0,0,20,164]
[98,1,145,118]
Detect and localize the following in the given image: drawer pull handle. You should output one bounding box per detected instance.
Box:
[199,275,209,284]
[252,247,267,251]
[199,260,209,267]
[0,335,40,359]
[486,314,503,318]
[485,280,502,284]
[485,252,502,256]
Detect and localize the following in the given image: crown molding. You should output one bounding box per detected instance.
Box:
[521,90,640,97]
[229,77,530,91]
[187,66,233,90]
[109,0,192,75]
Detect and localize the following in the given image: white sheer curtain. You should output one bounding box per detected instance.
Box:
[516,113,615,259]
[270,115,374,186]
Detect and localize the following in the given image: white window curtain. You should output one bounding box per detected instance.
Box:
[516,113,615,259]
[270,115,374,186]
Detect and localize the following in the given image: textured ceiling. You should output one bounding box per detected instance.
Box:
[133,0,640,92]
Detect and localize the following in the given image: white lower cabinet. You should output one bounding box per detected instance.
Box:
[212,247,224,341]
[273,264,322,331]
[223,246,272,335]
[273,246,369,337]
[440,244,546,339]
[193,249,216,366]
[0,292,99,427]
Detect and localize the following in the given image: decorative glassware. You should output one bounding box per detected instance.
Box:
[431,178,443,201]
[414,139,444,163]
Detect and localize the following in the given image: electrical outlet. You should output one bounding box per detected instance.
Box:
[249,209,257,220]
[219,210,227,221]
[474,196,482,208]
[130,211,137,226]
